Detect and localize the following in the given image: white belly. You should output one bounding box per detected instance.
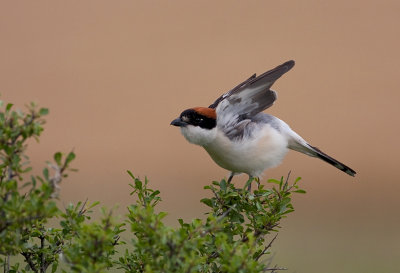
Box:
[203,125,288,177]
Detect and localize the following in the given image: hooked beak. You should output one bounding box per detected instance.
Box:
[170,117,188,127]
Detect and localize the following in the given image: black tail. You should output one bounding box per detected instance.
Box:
[310,145,356,177]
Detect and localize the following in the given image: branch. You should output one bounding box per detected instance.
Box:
[263,266,287,272]
[39,235,49,273]
[3,255,10,273]
[255,234,278,261]
[21,252,38,273]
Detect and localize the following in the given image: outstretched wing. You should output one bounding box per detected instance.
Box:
[209,60,295,129]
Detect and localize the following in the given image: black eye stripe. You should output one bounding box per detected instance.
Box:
[179,109,216,129]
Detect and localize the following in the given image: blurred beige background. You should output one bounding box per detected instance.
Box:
[1,1,399,272]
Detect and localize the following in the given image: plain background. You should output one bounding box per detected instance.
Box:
[1,1,399,272]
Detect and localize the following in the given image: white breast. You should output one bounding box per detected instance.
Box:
[203,124,289,177]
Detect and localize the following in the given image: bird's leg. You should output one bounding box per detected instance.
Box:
[255,177,260,190]
[247,176,253,191]
[227,173,234,184]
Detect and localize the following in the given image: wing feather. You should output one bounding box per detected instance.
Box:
[212,60,295,130]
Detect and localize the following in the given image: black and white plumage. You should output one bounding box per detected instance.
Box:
[171,60,356,184]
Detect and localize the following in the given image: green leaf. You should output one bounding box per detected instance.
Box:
[43,167,49,180]
[158,211,167,219]
[244,179,252,190]
[134,179,142,189]
[220,179,227,191]
[54,152,62,166]
[127,170,135,180]
[39,108,49,115]
[149,190,160,198]
[88,201,100,209]
[294,189,306,194]
[6,103,13,112]
[267,178,280,185]
[21,166,32,173]
[201,198,213,207]
[51,262,58,273]
[65,151,76,165]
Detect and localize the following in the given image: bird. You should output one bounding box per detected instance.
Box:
[170,60,356,189]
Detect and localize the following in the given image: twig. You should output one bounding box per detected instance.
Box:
[255,234,278,261]
[21,252,38,273]
[216,206,233,223]
[284,171,291,191]
[4,255,10,273]
[78,199,88,217]
[39,234,49,273]
[210,187,224,207]
[113,235,121,246]
[263,266,287,272]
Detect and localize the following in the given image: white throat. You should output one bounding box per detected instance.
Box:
[180,125,217,146]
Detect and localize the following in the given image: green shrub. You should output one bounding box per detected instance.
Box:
[0,101,305,273]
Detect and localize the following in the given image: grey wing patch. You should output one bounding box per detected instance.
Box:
[213,60,295,129]
[209,73,256,109]
[224,113,282,141]
[251,113,282,131]
[224,119,256,140]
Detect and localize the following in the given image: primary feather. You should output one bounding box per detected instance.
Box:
[211,60,295,136]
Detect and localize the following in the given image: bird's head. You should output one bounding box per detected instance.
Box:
[171,107,217,146]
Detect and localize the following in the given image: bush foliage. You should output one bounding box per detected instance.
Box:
[0,101,305,273]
